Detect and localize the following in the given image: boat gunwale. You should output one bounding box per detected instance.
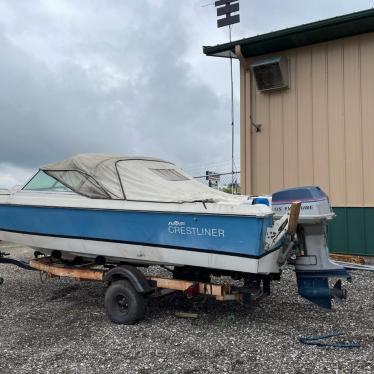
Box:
[0,188,273,217]
[0,201,273,218]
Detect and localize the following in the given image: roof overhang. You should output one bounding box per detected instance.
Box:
[203,8,374,59]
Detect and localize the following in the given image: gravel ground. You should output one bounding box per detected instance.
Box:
[1,244,374,374]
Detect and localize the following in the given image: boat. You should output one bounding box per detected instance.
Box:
[0,154,350,309]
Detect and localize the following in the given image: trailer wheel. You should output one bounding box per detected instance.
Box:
[0,277,3,285]
[104,280,145,324]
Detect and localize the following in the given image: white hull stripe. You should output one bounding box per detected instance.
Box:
[0,231,282,274]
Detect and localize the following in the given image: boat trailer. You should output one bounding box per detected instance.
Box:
[1,254,269,324]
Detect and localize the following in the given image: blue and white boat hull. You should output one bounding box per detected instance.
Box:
[0,191,280,274]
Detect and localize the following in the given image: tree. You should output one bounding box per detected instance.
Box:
[221,183,240,194]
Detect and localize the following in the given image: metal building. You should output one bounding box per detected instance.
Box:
[204,9,374,256]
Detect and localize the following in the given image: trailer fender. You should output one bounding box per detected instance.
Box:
[104,265,154,295]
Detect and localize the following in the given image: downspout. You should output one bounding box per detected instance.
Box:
[234,45,252,195]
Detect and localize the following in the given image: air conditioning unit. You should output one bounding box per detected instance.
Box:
[251,56,289,92]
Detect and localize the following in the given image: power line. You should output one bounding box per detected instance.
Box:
[182,157,240,170]
[183,158,240,175]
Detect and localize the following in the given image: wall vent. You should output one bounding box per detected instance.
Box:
[251,56,289,92]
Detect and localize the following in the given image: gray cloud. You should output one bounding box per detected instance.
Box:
[0,0,232,174]
[0,0,373,187]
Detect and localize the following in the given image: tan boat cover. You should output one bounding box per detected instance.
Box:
[41,154,243,203]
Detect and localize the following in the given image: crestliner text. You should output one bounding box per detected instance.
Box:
[168,221,225,238]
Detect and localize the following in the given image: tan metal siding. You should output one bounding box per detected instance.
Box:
[297,48,314,187]
[311,44,330,195]
[282,51,299,188]
[241,32,374,207]
[252,76,270,194]
[327,40,346,206]
[269,93,284,192]
[343,37,364,206]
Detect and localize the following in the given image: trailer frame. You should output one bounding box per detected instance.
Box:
[25,256,263,324]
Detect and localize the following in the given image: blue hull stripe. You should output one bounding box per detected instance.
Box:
[0,204,272,257]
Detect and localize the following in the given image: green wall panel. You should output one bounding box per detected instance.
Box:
[328,207,374,256]
[328,208,348,253]
[364,209,374,253]
[347,209,366,254]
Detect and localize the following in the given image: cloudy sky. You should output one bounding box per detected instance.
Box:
[0,0,374,187]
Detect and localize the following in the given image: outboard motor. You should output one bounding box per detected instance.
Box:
[272,187,350,309]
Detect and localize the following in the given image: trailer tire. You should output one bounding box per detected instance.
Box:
[0,277,3,285]
[105,280,145,324]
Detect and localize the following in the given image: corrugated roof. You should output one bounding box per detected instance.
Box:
[203,8,374,58]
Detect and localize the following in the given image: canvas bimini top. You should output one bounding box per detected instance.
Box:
[39,154,241,203]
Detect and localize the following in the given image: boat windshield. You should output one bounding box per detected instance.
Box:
[23,171,72,192]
